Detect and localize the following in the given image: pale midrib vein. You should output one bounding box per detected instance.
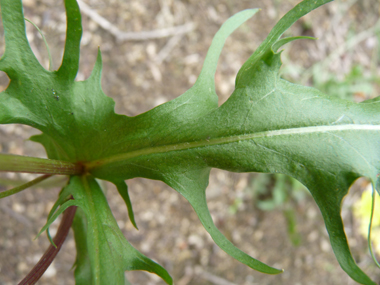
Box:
[87,124,380,170]
[81,176,101,284]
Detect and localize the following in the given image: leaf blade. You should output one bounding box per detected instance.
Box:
[67,176,173,285]
[113,180,138,229]
[56,0,82,80]
[1,0,379,283]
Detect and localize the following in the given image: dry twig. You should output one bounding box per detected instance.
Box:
[77,0,195,41]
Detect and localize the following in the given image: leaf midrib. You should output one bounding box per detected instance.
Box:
[81,176,101,284]
[86,124,380,170]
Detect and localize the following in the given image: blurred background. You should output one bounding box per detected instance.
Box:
[0,0,379,284]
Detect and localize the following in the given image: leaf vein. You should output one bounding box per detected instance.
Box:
[87,124,380,170]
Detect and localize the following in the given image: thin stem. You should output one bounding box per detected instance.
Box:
[0,174,52,199]
[0,153,83,175]
[0,175,68,188]
[25,18,53,71]
[368,187,380,268]
[18,203,77,285]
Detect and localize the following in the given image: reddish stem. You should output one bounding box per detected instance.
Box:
[18,204,77,285]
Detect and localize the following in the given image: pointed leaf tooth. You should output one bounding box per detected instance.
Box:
[46,186,74,246]
[113,180,138,229]
[196,9,260,91]
[272,36,316,53]
[0,0,42,75]
[116,8,261,145]
[317,197,376,285]
[36,199,80,241]
[236,0,333,86]
[57,0,82,81]
[88,48,103,85]
[165,172,283,274]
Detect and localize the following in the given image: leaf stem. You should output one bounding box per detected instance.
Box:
[0,174,52,199]
[0,153,83,175]
[18,203,77,285]
[0,175,68,188]
[368,186,380,268]
[25,18,53,71]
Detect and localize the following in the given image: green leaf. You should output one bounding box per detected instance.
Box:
[36,199,80,240]
[66,176,173,285]
[45,184,74,246]
[236,0,333,86]
[272,36,316,53]
[1,0,379,284]
[72,207,93,285]
[113,180,138,229]
[85,1,378,283]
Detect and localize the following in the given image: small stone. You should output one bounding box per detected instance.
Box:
[12,203,25,213]
[17,262,28,273]
[320,239,331,252]
[188,234,204,249]
[22,0,35,8]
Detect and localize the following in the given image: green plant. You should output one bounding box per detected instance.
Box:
[354,182,380,257]
[0,0,379,284]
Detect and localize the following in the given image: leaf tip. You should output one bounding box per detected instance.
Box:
[47,228,58,248]
[272,36,317,53]
[34,228,45,241]
[131,220,139,230]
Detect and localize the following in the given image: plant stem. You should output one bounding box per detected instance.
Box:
[25,18,53,71]
[0,175,68,188]
[18,203,77,285]
[0,174,52,199]
[0,153,83,175]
